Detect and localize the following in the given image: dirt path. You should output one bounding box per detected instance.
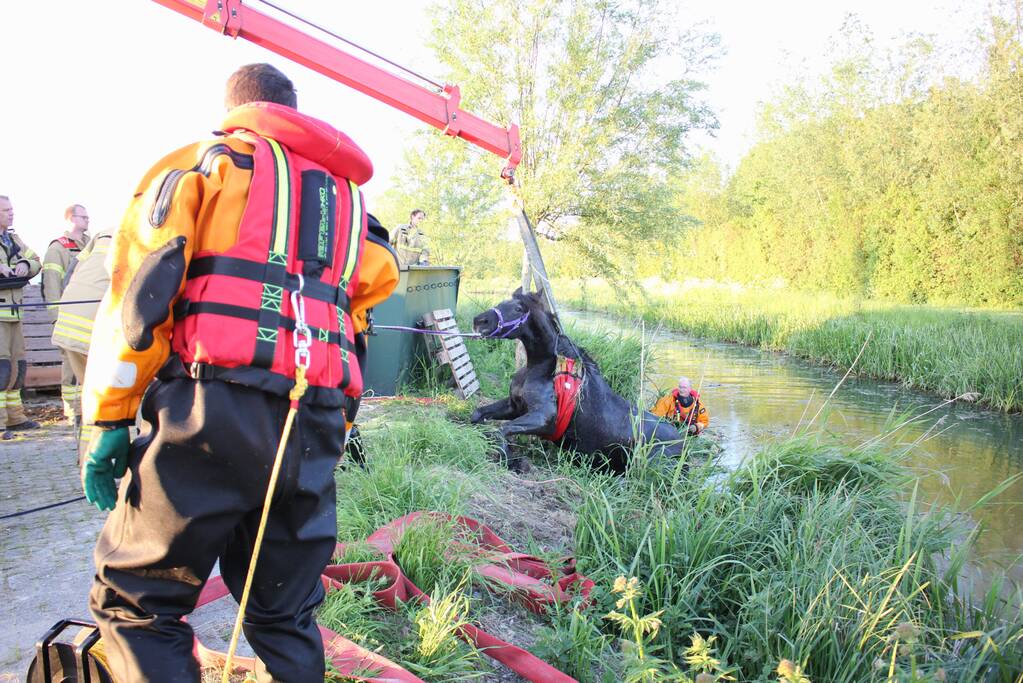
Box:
[0,398,101,679]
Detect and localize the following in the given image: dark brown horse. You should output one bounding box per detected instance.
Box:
[471,288,684,473]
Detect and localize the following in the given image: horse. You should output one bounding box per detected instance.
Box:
[470,288,685,473]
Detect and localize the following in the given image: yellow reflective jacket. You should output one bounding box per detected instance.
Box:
[0,230,42,322]
[52,231,112,355]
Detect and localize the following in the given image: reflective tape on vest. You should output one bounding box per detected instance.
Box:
[252,137,292,369]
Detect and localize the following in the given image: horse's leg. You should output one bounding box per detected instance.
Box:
[470,397,520,424]
[498,406,557,473]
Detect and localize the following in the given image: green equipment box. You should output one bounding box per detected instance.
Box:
[362,265,461,396]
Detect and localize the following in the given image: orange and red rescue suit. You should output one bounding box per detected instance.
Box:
[83,103,398,426]
[651,388,709,433]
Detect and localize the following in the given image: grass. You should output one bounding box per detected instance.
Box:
[529,278,1023,413]
[320,299,1023,682]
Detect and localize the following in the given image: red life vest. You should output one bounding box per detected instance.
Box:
[671,388,701,424]
[171,131,368,405]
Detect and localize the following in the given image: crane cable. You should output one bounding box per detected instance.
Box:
[251,0,444,89]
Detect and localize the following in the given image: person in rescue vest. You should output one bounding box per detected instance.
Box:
[42,204,90,425]
[80,64,398,683]
[0,195,42,440]
[52,230,112,461]
[390,207,430,266]
[650,376,709,435]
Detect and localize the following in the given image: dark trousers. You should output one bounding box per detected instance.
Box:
[89,377,344,683]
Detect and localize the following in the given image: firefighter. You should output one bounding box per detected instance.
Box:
[52,230,112,460]
[80,64,398,682]
[651,376,709,435]
[42,204,90,424]
[390,208,430,266]
[0,195,42,440]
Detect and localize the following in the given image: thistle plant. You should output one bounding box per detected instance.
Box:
[605,576,665,662]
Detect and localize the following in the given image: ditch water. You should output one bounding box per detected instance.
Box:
[566,311,1023,594]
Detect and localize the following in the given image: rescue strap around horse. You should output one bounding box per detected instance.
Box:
[544,356,585,442]
[194,511,593,683]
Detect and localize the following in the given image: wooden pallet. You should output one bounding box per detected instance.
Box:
[20,284,62,388]
[421,308,479,399]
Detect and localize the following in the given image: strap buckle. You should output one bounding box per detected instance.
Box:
[291,274,313,370]
[188,362,217,380]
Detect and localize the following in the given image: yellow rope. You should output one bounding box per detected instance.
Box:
[221,366,309,682]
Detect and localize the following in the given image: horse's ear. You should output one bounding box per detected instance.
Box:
[512,286,524,299]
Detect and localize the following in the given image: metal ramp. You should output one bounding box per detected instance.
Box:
[421,308,479,399]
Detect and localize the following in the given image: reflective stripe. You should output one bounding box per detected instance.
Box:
[43,263,66,275]
[53,324,93,344]
[56,310,94,328]
[339,180,363,288]
[269,140,291,257]
[252,137,292,369]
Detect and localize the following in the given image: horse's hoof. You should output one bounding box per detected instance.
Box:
[508,455,532,474]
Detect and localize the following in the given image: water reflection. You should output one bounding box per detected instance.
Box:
[568,312,1023,590]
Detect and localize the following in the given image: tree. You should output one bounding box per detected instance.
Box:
[381,0,719,280]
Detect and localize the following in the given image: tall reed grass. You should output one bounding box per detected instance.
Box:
[546,279,1023,413]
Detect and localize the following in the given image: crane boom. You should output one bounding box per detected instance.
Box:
[151,0,522,177]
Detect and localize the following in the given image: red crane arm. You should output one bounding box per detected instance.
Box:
[151,0,521,176]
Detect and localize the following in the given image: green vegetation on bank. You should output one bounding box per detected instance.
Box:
[318,311,1022,681]
[667,12,1023,307]
[545,279,1023,413]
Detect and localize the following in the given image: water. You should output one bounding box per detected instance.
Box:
[567,311,1023,593]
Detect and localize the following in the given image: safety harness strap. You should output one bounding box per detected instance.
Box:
[175,300,345,347]
[252,138,292,369]
[187,255,351,309]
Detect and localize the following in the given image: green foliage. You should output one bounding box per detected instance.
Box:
[673,8,1023,307]
[534,607,612,683]
[377,0,718,280]
[573,429,1023,681]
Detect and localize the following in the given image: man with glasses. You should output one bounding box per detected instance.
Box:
[43,204,91,426]
[0,195,42,440]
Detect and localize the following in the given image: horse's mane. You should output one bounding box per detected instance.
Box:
[521,291,603,377]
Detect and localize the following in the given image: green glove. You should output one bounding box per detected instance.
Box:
[81,427,131,512]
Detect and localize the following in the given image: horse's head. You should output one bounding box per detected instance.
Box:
[473,287,540,340]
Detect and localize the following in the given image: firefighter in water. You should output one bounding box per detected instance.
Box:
[42,204,90,425]
[651,376,709,435]
[80,64,398,682]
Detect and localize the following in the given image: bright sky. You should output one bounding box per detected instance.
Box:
[1,0,983,256]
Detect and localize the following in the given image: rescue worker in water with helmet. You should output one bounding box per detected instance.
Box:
[79,64,398,682]
[651,375,709,435]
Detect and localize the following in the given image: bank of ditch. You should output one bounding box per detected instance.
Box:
[313,319,1022,682]
[525,279,1023,414]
